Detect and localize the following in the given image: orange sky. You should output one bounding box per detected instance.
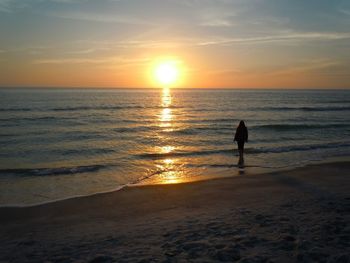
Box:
[1,0,350,89]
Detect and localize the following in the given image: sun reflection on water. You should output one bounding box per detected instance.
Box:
[160,108,172,123]
[154,158,184,185]
[158,170,183,184]
[163,158,174,165]
[161,87,172,107]
[160,88,172,128]
[152,88,185,184]
[161,145,175,153]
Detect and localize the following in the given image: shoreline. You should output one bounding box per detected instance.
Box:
[0,160,349,262]
[1,156,349,208]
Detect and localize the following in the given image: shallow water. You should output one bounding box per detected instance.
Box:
[0,88,349,205]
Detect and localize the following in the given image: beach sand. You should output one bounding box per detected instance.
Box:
[0,162,349,263]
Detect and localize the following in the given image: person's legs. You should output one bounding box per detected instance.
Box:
[238,149,243,165]
[237,141,244,165]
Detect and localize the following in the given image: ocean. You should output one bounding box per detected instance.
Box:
[1,88,349,206]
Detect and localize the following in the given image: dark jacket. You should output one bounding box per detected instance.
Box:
[234,126,248,142]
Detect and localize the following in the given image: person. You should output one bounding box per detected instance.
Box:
[234,120,248,166]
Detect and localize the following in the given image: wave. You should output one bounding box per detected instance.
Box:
[253,123,350,131]
[53,147,115,156]
[111,122,350,135]
[51,105,143,111]
[0,105,144,112]
[136,149,234,159]
[113,126,233,136]
[181,118,239,124]
[0,107,32,112]
[52,105,183,111]
[0,164,107,177]
[165,126,234,136]
[248,142,350,154]
[113,126,156,133]
[162,122,349,134]
[0,105,184,112]
[135,141,350,160]
[255,106,350,112]
[326,100,350,104]
[185,163,263,169]
[0,116,69,122]
[3,104,348,113]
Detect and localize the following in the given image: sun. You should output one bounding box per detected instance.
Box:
[154,61,179,87]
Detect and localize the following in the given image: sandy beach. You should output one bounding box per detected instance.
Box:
[0,161,349,263]
[1,0,350,261]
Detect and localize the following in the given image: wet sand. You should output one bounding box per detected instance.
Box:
[0,161,349,262]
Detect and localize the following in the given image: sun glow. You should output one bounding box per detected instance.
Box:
[154,60,180,87]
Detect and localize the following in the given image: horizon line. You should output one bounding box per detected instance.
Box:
[1,86,350,90]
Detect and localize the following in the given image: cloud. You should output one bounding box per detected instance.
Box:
[66,47,110,54]
[5,46,52,54]
[0,0,96,13]
[33,56,150,66]
[269,59,341,76]
[197,32,350,46]
[50,0,87,3]
[34,58,111,64]
[200,19,233,27]
[207,68,242,76]
[0,0,12,12]
[48,10,155,25]
[196,5,236,27]
[49,30,350,53]
[339,8,350,16]
[72,38,198,49]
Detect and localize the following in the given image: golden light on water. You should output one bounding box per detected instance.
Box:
[161,145,175,154]
[158,170,182,184]
[163,158,174,165]
[161,108,172,122]
[134,87,198,185]
[160,88,173,129]
[161,87,171,106]
[154,158,184,185]
[151,88,185,184]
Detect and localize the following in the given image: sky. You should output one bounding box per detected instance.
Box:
[0,0,350,89]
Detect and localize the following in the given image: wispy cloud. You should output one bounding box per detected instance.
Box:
[269,59,341,76]
[66,47,110,54]
[197,7,236,27]
[197,32,350,46]
[4,45,53,54]
[34,58,111,64]
[50,0,88,3]
[339,8,350,16]
[207,68,242,76]
[51,31,350,52]
[33,56,150,66]
[48,10,155,25]
[200,19,233,27]
[72,38,199,49]
[0,0,104,13]
[0,0,12,12]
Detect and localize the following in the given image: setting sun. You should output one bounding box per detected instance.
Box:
[154,61,179,87]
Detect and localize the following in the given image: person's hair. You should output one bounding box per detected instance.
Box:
[238,120,246,128]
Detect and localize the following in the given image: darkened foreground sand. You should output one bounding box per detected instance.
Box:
[0,162,349,263]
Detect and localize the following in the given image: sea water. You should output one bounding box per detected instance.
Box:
[1,88,349,206]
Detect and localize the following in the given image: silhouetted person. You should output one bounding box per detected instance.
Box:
[234,120,248,166]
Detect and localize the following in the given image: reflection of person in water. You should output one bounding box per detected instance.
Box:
[234,120,248,166]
